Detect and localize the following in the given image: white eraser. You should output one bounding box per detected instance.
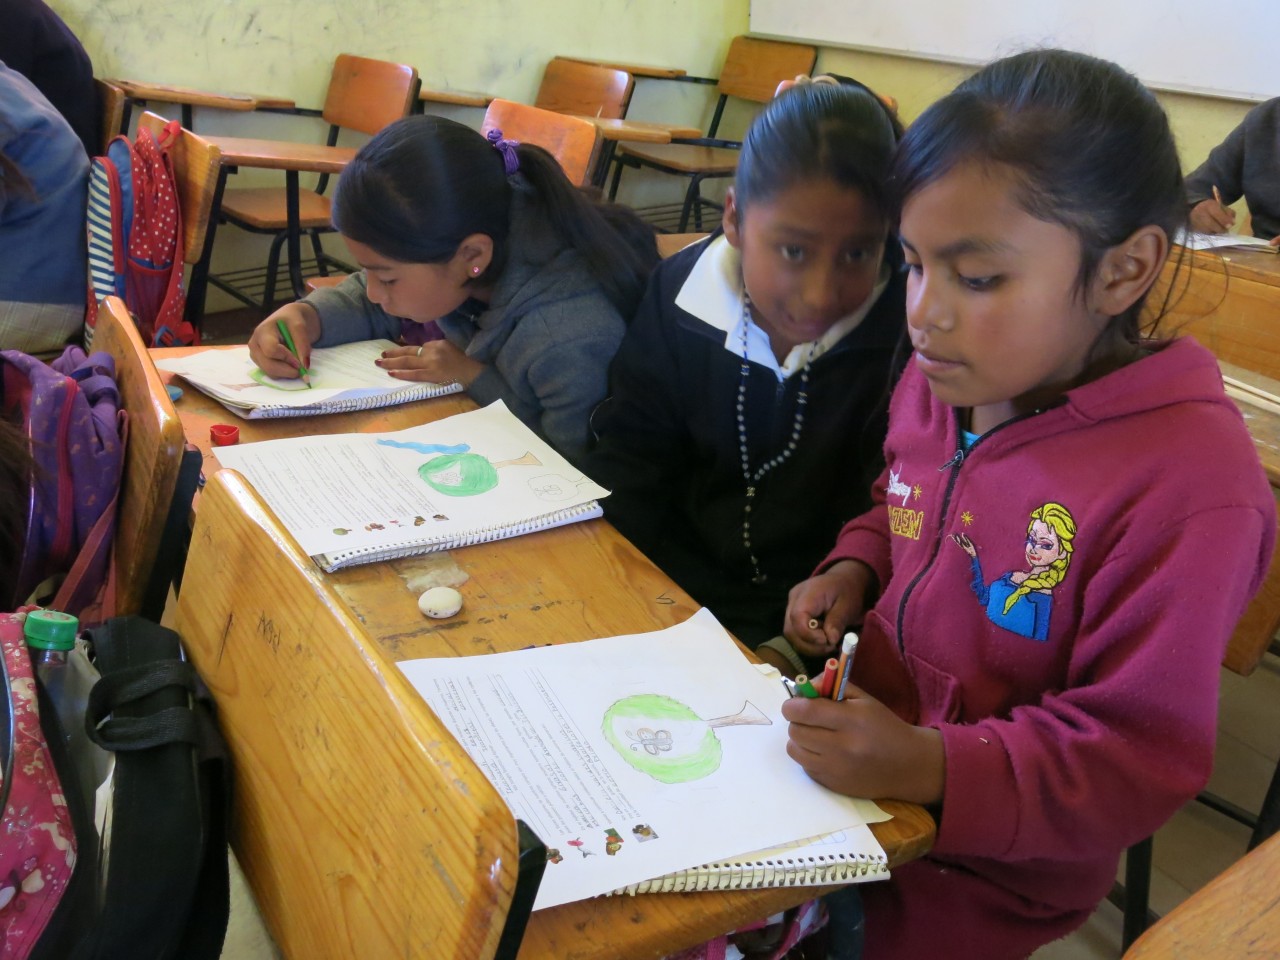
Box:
[418,586,463,619]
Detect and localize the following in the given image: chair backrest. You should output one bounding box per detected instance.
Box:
[95,78,126,152]
[90,296,184,616]
[535,57,634,120]
[323,53,420,136]
[136,112,223,266]
[718,35,818,104]
[482,100,602,188]
[174,468,520,959]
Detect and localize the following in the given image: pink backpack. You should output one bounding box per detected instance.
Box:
[85,121,197,348]
[0,613,78,957]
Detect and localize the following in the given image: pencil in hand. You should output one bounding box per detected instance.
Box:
[834,631,859,701]
[275,319,312,387]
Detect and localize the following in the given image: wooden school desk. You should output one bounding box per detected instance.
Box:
[1153,245,1280,380]
[1123,831,1280,958]
[1219,362,1280,677]
[197,136,356,304]
[154,347,936,959]
[105,78,296,134]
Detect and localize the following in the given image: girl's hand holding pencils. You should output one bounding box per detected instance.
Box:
[375,340,484,388]
[781,686,945,805]
[784,559,876,656]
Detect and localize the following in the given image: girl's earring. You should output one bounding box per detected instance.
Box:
[471,266,481,277]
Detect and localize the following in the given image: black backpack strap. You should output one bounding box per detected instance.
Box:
[73,615,230,960]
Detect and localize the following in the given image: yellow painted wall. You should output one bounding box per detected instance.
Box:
[817,46,1257,214]
[45,0,1262,308]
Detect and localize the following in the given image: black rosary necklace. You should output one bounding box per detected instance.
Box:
[736,293,815,585]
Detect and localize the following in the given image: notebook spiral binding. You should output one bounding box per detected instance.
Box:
[611,850,889,896]
[317,501,603,571]
[253,381,462,418]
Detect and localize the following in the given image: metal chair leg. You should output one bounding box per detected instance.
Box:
[678,175,707,233]
[1121,836,1153,951]
[261,231,289,312]
[308,229,329,277]
[1249,759,1280,850]
[607,154,629,202]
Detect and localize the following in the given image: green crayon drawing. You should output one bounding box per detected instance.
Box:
[418,451,542,497]
[248,368,312,391]
[602,694,771,784]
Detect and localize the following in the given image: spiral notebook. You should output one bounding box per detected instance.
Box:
[397,608,890,911]
[610,823,888,896]
[215,401,608,571]
[155,339,462,419]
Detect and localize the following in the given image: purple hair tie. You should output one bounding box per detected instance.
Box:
[487,128,520,175]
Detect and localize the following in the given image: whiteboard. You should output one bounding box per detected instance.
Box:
[750,0,1280,102]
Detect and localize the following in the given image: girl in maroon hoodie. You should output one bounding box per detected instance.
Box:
[780,49,1276,959]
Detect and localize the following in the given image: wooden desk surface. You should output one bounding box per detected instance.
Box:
[570,116,705,143]
[1222,362,1280,488]
[1154,244,1280,380]
[156,347,935,958]
[1124,831,1280,958]
[200,135,356,174]
[559,57,688,80]
[419,87,496,107]
[106,78,297,112]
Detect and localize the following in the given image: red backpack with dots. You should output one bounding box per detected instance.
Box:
[85,121,197,348]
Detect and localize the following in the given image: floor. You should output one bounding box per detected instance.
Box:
[203,303,1280,958]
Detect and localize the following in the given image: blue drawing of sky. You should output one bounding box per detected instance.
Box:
[375,439,471,455]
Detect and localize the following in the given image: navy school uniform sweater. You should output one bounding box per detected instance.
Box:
[586,235,908,647]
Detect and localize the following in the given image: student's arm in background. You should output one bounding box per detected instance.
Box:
[582,275,693,555]
[1186,119,1247,234]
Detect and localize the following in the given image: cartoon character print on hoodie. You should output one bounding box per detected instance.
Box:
[951,501,1076,642]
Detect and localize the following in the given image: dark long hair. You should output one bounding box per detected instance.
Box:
[891,48,1187,341]
[734,78,901,226]
[0,417,34,608]
[332,115,657,316]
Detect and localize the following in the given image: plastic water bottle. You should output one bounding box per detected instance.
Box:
[24,610,108,819]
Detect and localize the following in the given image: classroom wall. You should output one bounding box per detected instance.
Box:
[47,0,1259,313]
[816,46,1257,193]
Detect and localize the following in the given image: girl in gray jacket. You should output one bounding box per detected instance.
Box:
[249,116,656,463]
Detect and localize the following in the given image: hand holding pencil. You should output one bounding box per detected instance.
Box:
[1189,185,1237,234]
[784,560,875,656]
[247,303,320,382]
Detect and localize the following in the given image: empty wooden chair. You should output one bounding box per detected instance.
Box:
[133,112,225,329]
[607,36,816,232]
[95,78,126,151]
[212,54,418,312]
[481,99,602,188]
[90,295,186,617]
[534,56,633,119]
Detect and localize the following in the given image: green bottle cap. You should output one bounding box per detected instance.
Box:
[23,610,79,651]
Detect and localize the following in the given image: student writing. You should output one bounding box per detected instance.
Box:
[586,78,906,657]
[247,116,658,464]
[781,49,1276,960]
[1185,96,1280,245]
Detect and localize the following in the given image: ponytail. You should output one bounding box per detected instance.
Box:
[514,143,658,316]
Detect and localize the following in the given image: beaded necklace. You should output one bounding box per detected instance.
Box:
[736,293,815,585]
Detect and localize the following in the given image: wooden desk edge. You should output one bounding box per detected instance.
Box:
[419,88,496,107]
[559,56,688,79]
[1123,832,1280,958]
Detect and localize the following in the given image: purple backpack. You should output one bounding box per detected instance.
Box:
[1,347,126,619]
